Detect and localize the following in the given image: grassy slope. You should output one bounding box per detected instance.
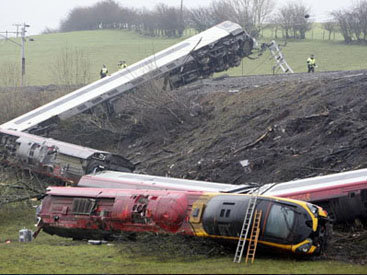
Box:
[0,30,184,85]
[0,28,367,85]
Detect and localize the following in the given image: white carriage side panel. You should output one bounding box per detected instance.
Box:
[79,170,249,193]
[263,168,367,196]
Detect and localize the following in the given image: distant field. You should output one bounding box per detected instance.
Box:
[1,205,366,274]
[0,27,366,86]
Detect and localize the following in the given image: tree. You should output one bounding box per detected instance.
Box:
[188,7,216,32]
[276,1,311,39]
[332,0,367,43]
[49,46,91,87]
[211,0,274,37]
[322,21,337,40]
[332,10,353,43]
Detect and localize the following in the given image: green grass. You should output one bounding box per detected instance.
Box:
[0,30,185,86]
[1,27,367,86]
[1,205,367,274]
[224,39,367,77]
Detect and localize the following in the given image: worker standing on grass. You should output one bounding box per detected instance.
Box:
[118,60,127,70]
[307,54,316,73]
[100,64,108,78]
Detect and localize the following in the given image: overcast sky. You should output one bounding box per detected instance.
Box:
[0,0,352,36]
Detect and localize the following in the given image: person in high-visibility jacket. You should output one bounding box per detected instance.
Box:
[100,64,108,78]
[118,60,127,70]
[307,54,316,73]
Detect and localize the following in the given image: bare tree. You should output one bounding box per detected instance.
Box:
[276,1,311,39]
[322,21,337,40]
[58,0,187,38]
[49,46,91,87]
[0,62,21,87]
[353,1,367,41]
[332,10,353,43]
[155,4,182,37]
[331,0,367,43]
[211,0,274,37]
[188,7,216,32]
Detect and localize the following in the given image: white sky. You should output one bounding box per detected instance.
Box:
[0,0,352,36]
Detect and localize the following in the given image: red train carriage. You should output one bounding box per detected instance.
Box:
[77,170,367,223]
[36,187,329,255]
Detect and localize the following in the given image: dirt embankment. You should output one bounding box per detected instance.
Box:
[52,70,367,185]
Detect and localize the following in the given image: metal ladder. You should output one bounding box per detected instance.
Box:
[233,192,259,263]
[267,40,294,74]
[245,209,262,264]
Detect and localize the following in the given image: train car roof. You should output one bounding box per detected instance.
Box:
[78,170,254,193]
[46,186,198,198]
[0,127,111,159]
[263,168,367,197]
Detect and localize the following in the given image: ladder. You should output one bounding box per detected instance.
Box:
[233,192,259,263]
[267,40,294,74]
[245,210,262,264]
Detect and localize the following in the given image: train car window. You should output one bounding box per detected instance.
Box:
[72,198,96,215]
[264,204,295,239]
[219,209,231,218]
[192,208,200,217]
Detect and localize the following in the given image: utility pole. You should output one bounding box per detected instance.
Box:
[180,0,184,36]
[20,24,30,86]
[13,23,22,38]
[0,23,30,87]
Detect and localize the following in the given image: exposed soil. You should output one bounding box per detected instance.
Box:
[43,69,367,264]
[51,70,367,184]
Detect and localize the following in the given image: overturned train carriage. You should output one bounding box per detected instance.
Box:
[78,170,367,224]
[1,21,254,134]
[37,187,330,255]
[0,128,135,184]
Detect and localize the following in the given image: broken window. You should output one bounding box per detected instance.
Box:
[264,204,295,239]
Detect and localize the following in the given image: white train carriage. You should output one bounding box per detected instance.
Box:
[0,128,135,183]
[77,170,253,192]
[1,21,254,133]
[77,168,367,223]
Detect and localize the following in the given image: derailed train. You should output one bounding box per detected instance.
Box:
[0,128,135,183]
[1,21,254,134]
[77,170,367,223]
[36,186,329,255]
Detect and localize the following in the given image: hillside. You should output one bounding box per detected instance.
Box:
[51,70,367,185]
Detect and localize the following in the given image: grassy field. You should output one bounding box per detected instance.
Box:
[1,205,367,274]
[0,27,366,86]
